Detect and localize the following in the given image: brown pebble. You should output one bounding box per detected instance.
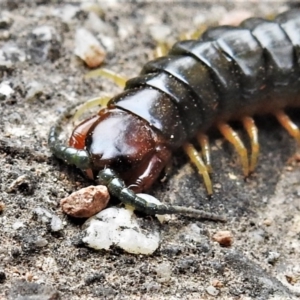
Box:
[285,274,298,285]
[83,45,106,68]
[212,230,233,247]
[211,279,223,288]
[25,272,33,282]
[263,218,272,226]
[60,185,110,218]
[74,28,106,68]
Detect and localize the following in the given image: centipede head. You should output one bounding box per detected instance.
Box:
[69,108,159,181]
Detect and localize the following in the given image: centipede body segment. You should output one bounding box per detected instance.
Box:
[49,9,300,217]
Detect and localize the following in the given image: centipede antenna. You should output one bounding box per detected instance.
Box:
[218,122,249,177]
[165,205,227,222]
[73,96,111,122]
[48,103,91,170]
[85,68,128,88]
[97,168,226,222]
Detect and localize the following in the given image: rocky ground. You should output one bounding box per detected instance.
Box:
[1,1,300,299]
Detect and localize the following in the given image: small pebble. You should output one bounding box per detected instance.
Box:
[82,207,160,254]
[25,81,44,101]
[12,221,24,230]
[214,183,222,189]
[180,223,206,243]
[8,112,22,124]
[60,185,110,218]
[74,28,106,68]
[206,285,219,296]
[263,218,272,226]
[285,273,299,285]
[7,174,34,195]
[266,251,280,265]
[0,81,14,100]
[34,207,53,223]
[250,229,266,243]
[34,237,48,248]
[212,230,233,247]
[25,272,33,282]
[155,262,172,283]
[50,215,63,232]
[212,278,223,288]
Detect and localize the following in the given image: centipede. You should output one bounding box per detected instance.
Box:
[49,9,300,219]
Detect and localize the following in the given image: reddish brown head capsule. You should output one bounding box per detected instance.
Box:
[69,107,172,192]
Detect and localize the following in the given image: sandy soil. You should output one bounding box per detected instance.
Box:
[1,1,300,299]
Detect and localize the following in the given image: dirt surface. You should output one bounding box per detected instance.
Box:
[1,1,300,299]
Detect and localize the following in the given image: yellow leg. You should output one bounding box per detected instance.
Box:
[274,110,300,145]
[241,116,259,173]
[154,42,169,58]
[73,96,110,122]
[179,25,207,40]
[183,142,212,195]
[218,122,249,177]
[155,25,207,58]
[196,132,212,173]
[85,68,127,88]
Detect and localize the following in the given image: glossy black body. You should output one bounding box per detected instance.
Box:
[108,9,300,149]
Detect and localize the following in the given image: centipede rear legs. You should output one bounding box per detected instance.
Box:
[217,122,250,177]
[274,110,300,145]
[183,142,213,195]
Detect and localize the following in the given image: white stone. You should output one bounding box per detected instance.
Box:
[155,262,172,283]
[0,81,13,98]
[206,285,219,296]
[82,207,160,255]
[12,221,24,230]
[74,28,106,68]
[50,215,63,232]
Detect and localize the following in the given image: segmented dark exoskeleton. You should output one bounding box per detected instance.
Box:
[49,9,300,219]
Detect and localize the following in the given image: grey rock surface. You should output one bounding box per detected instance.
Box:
[0,1,299,299]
